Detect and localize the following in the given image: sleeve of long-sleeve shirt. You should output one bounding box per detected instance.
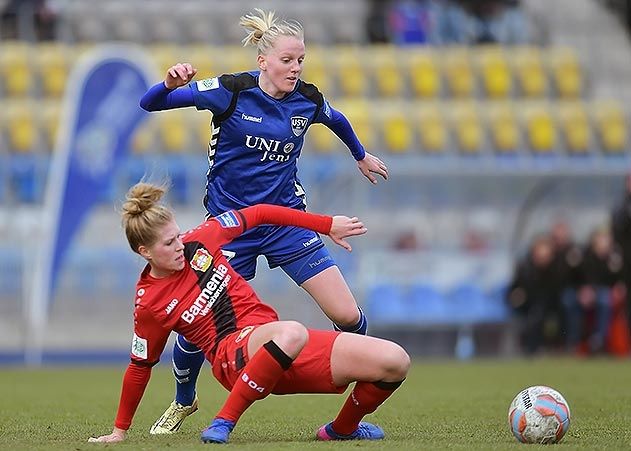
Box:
[139,82,195,111]
[208,204,333,247]
[113,362,152,430]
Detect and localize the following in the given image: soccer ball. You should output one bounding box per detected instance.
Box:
[508,385,571,444]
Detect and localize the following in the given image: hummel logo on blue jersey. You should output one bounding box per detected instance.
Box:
[242,113,262,123]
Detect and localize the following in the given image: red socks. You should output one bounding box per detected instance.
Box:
[216,341,292,423]
[331,380,404,435]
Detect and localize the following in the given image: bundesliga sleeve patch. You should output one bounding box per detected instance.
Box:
[131,333,148,360]
[216,210,241,228]
[197,77,219,91]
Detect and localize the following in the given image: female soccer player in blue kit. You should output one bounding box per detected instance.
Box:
[139,9,388,433]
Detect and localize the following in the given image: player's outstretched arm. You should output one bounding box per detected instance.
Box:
[328,215,367,252]
[357,151,388,185]
[88,427,127,443]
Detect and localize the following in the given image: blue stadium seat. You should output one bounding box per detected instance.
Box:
[0,246,21,296]
[364,282,408,325]
[447,282,508,323]
[9,154,48,203]
[408,283,449,324]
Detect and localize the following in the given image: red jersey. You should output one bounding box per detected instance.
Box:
[114,204,332,430]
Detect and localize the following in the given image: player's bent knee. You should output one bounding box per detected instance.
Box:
[275,321,309,355]
[381,343,411,380]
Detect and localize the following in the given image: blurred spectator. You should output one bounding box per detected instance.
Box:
[611,172,631,329]
[365,0,390,43]
[565,228,623,354]
[1,0,58,40]
[441,0,531,45]
[507,235,560,355]
[549,220,584,351]
[392,229,422,251]
[385,0,442,45]
[461,228,490,254]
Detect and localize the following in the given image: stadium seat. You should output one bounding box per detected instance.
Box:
[33,43,70,98]
[181,45,218,78]
[371,46,405,97]
[476,46,512,98]
[486,101,520,153]
[511,46,547,98]
[0,41,35,97]
[9,154,48,203]
[147,44,180,75]
[449,101,484,154]
[334,99,376,150]
[408,48,441,98]
[131,116,157,154]
[38,100,61,152]
[408,283,448,324]
[379,103,414,153]
[220,46,251,75]
[591,99,627,153]
[157,110,191,152]
[557,101,591,154]
[416,102,447,153]
[194,112,212,150]
[4,101,39,153]
[547,47,582,99]
[364,282,408,325]
[446,283,492,323]
[301,46,333,95]
[307,123,337,153]
[334,46,367,97]
[442,48,475,98]
[522,102,557,153]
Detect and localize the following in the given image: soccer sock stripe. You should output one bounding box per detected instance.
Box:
[331,379,404,435]
[263,340,293,370]
[216,340,292,423]
[173,335,205,406]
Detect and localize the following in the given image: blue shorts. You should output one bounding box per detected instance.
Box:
[220,224,337,285]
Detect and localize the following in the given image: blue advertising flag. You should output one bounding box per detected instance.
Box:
[27,45,157,365]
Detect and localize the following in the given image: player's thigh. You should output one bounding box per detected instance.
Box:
[329,333,410,386]
[301,266,360,322]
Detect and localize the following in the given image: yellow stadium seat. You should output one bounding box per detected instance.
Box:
[195,112,212,150]
[408,48,440,98]
[416,103,447,153]
[512,46,547,98]
[38,100,61,152]
[334,46,367,97]
[548,47,582,99]
[147,44,180,76]
[379,103,413,153]
[5,101,39,153]
[0,41,35,97]
[158,110,190,153]
[522,102,557,153]
[450,101,484,154]
[131,116,158,154]
[371,46,405,98]
[476,46,512,98]
[181,45,217,77]
[334,99,376,151]
[34,43,70,98]
[486,101,520,153]
[301,46,332,95]
[443,48,475,98]
[591,100,627,153]
[307,123,337,153]
[221,46,251,74]
[557,101,591,154]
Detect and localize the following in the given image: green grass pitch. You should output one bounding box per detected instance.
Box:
[1,358,631,450]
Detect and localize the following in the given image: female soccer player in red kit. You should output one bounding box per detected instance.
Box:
[88,182,409,444]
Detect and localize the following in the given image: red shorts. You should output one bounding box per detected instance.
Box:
[211,327,347,395]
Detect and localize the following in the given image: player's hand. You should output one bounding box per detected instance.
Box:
[88,427,127,443]
[164,63,198,89]
[357,152,388,185]
[328,216,367,252]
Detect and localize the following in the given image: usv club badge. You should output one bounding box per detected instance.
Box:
[291,116,308,137]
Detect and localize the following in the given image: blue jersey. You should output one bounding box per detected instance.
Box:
[189,71,334,216]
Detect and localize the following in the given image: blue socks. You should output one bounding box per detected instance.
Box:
[333,307,368,335]
[173,334,205,406]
